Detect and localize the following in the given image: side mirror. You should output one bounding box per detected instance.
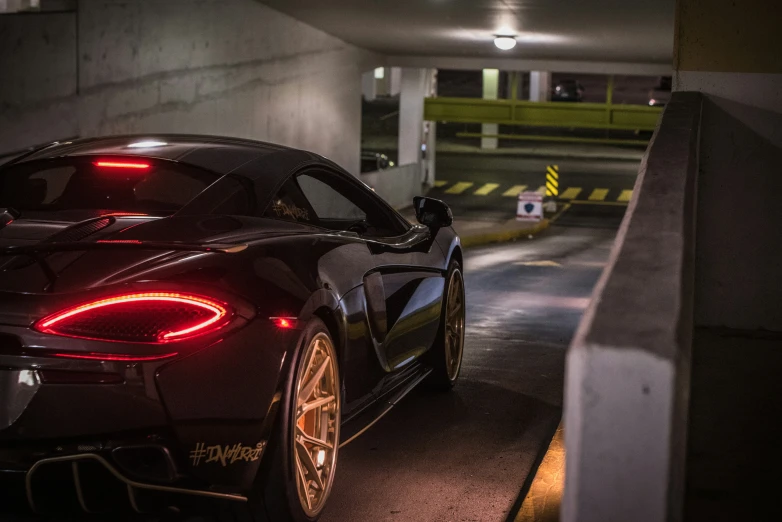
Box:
[413,196,453,229]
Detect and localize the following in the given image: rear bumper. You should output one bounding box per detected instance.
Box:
[0,316,300,510]
[0,365,169,441]
[1,441,249,516]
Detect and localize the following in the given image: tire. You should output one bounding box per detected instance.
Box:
[233,317,341,522]
[426,259,466,391]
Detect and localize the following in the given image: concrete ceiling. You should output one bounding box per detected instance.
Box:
[261,0,675,66]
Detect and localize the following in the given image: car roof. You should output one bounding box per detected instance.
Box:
[3,134,401,221]
[8,134,340,181]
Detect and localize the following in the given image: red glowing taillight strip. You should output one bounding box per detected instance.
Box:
[93,161,150,169]
[36,292,229,342]
[96,239,143,244]
[51,352,178,362]
[160,296,227,339]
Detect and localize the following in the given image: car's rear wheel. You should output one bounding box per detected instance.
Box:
[426,259,466,390]
[291,327,340,518]
[236,317,340,522]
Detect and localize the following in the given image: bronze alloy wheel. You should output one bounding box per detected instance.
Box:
[293,332,340,517]
[444,268,465,381]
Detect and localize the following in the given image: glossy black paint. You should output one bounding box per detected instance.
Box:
[0,135,462,503]
[413,196,454,230]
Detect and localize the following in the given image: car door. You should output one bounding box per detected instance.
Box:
[293,169,446,375]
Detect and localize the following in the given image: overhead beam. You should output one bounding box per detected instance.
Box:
[388,55,672,77]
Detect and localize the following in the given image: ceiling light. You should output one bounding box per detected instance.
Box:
[494,36,517,51]
[127,140,167,148]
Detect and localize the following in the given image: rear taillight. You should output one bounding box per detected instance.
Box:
[34,292,231,343]
[93,160,150,170]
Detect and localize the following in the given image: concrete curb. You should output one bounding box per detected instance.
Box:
[460,219,550,249]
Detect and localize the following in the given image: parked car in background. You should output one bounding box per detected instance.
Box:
[648,76,672,107]
[552,79,584,102]
[360,151,393,173]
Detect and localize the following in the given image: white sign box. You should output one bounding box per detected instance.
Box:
[517,191,543,222]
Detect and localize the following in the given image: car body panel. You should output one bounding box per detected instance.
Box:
[0,134,462,509]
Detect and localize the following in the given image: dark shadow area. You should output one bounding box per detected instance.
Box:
[694,96,782,328]
[688,96,782,521]
[321,379,561,522]
[685,328,782,521]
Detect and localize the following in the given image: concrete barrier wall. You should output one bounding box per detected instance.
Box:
[360,163,422,210]
[563,92,702,522]
[0,0,378,175]
[0,12,79,150]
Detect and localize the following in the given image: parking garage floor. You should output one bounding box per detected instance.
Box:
[321,223,617,522]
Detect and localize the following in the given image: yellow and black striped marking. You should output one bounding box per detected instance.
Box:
[431,180,633,204]
[545,165,559,197]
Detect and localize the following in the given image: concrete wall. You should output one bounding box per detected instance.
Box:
[360,163,421,210]
[563,92,700,522]
[674,0,782,330]
[0,12,80,148]
[692,92,782,330]
[0,0,378,174]
[676,74,782,330]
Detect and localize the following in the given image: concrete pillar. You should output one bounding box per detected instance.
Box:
[676,0,782,519]
[673,0,782,329]
[373,67,388,97]
[507,71,521,100]
[481,69,499,149]
[423,69,437,187]
[529,71,551,102]
[361,71,376,102]
[389,67,402,97]
[398,68,426,166]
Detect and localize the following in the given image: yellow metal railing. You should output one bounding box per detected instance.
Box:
[424,97,662,131]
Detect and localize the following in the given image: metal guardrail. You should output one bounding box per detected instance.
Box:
[454,132,651,147]
[424,97,662,131]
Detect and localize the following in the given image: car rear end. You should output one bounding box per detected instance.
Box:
[0,149,296,515]
[0,286,262,514]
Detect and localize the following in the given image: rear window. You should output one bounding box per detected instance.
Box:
[0,157,220,214]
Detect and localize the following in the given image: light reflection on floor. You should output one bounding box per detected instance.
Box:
[514,423,565,522]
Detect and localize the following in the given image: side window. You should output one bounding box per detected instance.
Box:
[263,170,409,237]
[178,175,255,216]
[264,178,315,224]
[296,174,365,222]
[29,167,75,205]
[133,167,207,207]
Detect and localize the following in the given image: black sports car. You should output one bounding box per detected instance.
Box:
[0,135,465,521]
